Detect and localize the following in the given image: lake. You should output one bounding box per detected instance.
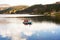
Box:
[0,17,59,40]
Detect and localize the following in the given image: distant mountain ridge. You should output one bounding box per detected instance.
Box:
[0,2,60,15]
[0,4,10,7]
[0,4,10,10]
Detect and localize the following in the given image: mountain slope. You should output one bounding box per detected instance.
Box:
[16,2,60,15]
[0,5,29,14]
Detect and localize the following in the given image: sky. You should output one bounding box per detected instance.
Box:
[0,0,60,6]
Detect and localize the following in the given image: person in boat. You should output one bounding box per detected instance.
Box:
[23,19,32,25]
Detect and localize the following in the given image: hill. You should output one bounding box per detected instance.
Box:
[16,4,46,14]
[15,2,60,16]
[0,5,29,14]
[0,2,60,15]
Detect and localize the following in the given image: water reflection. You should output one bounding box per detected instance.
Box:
[0,17,59,40]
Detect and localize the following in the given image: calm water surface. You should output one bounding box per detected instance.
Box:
[0,17,59,40]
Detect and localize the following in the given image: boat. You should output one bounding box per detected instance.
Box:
[23,19,32,25]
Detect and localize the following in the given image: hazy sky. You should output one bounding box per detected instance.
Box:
[0,0,60,6]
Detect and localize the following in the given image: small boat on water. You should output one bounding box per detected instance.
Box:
[23,19,32,25]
